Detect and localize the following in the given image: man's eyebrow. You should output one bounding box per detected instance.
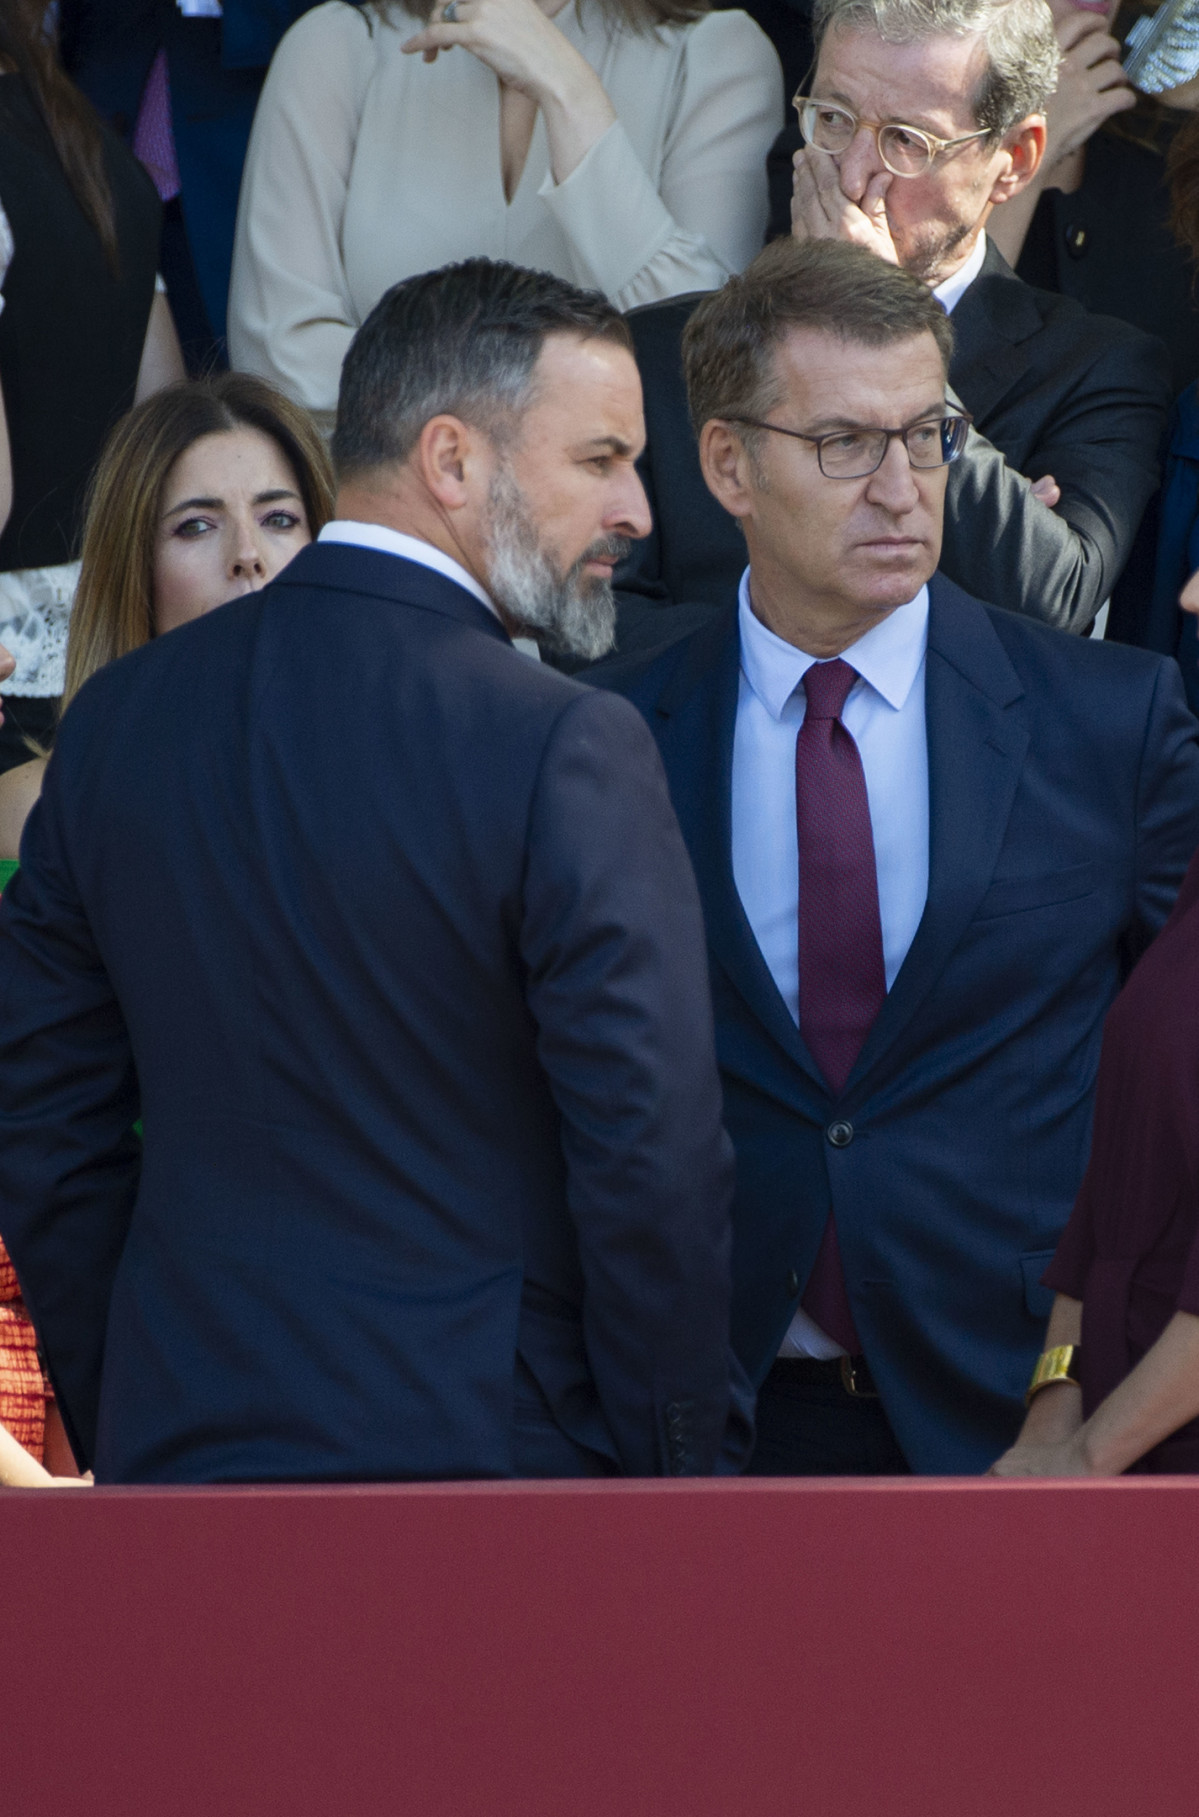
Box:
[574,435,637,457]
[802,403,949,434]
[818,87,945,132]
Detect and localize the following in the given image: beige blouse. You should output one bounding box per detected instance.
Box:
[228,0,783,423]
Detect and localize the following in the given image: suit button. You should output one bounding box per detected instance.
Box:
[786,1268,801,1296]
[1065,223,1087,258]
[826,1120,854,1148]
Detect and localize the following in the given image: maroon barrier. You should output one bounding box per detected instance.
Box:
[3,1477,1197,1816]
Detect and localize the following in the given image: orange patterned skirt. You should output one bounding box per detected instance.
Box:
[0,1237,50,1464]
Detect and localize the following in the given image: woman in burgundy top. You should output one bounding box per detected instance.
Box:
[993,850,1199,1475]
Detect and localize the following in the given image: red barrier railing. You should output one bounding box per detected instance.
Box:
[3,1477,1195,1816]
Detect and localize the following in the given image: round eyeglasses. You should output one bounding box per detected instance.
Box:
[721,412,972,479]
[793,95,992,178]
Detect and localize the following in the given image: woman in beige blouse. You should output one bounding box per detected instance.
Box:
[228,0,783,429]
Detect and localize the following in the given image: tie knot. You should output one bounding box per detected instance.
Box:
[802,658,858,722]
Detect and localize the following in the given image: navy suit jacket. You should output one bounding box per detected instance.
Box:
[59,0,319,343]
[590,576,1199,1472]
[0,544,748,1484]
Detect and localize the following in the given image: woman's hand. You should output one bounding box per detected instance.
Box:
[401,0,616,185]
[403,0,584,98]
[988,1432,1092,1476]
[1043,12,1136,176]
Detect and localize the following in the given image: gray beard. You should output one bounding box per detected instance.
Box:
[483,465,624,663]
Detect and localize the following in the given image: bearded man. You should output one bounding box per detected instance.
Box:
[0,258,751,1485]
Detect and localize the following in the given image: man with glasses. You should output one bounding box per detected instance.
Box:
[591,239,1199,1473]
[606,0,1171,656]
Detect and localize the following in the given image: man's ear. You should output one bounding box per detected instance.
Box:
[414,415,482,511]
[988,115,1047,205]
[699,420,761,521]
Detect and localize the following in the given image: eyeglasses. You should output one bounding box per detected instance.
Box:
[793,95,992,178]
[721,412,972,479]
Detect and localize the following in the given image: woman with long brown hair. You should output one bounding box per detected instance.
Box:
[229,0,783,429]
[0,372,333,865]
[0,0,184,774]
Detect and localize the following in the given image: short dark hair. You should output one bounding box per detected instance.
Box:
[682,238,955,450]
[332,258,633,479]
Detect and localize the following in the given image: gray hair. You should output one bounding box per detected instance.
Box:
[813,0,1060,135]
[332,258,631,479]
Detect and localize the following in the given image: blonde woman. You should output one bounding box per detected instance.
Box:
[0,373,334,864]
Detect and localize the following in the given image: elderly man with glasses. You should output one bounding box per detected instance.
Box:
[590,238,1199,1474]
[604,0,1172,657]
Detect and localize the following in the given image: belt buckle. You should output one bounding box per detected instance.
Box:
[840,1355,878,1399]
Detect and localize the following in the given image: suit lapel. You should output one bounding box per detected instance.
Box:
[652,612,827,1090]
[949,241,1041,430]
[844,580,1029,1096]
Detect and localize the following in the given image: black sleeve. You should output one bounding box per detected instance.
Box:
[940,328,1173,631]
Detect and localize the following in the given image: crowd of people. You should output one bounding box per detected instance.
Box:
[3,0,1199,1486]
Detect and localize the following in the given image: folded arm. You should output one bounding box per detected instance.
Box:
[543,14,782,310]
[940,323,1172,630]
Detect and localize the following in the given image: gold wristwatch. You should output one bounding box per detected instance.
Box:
[1025,1344,1082,1406]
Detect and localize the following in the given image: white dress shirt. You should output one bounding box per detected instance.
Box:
[932,231,987,316]
[731,573,931,1358]
[318,520,498,615]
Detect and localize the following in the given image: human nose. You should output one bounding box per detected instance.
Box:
[863,433,921,512]
[836,123,885,198]
[228,517,269,588]
[607,466,652,543]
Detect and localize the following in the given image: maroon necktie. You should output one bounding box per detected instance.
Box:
[795,659,886,1354]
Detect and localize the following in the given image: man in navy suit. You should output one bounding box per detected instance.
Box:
[591,238,1199,1474]
[0,258,750,1485]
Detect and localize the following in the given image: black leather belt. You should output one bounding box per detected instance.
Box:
[772,1355,879,1399]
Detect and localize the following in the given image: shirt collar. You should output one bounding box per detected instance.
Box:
[737,567,929,721]
[932,231,987,316]
[317,520,499,620]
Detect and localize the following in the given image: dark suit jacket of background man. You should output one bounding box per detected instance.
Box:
[59,0,318,347]
[609,241,1172,655]
[0,542,749,1484]
[590,575,1199,1472]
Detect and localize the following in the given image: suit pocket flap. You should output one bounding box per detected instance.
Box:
[1021,1249,1058,1320]
[976,863,1099,920]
